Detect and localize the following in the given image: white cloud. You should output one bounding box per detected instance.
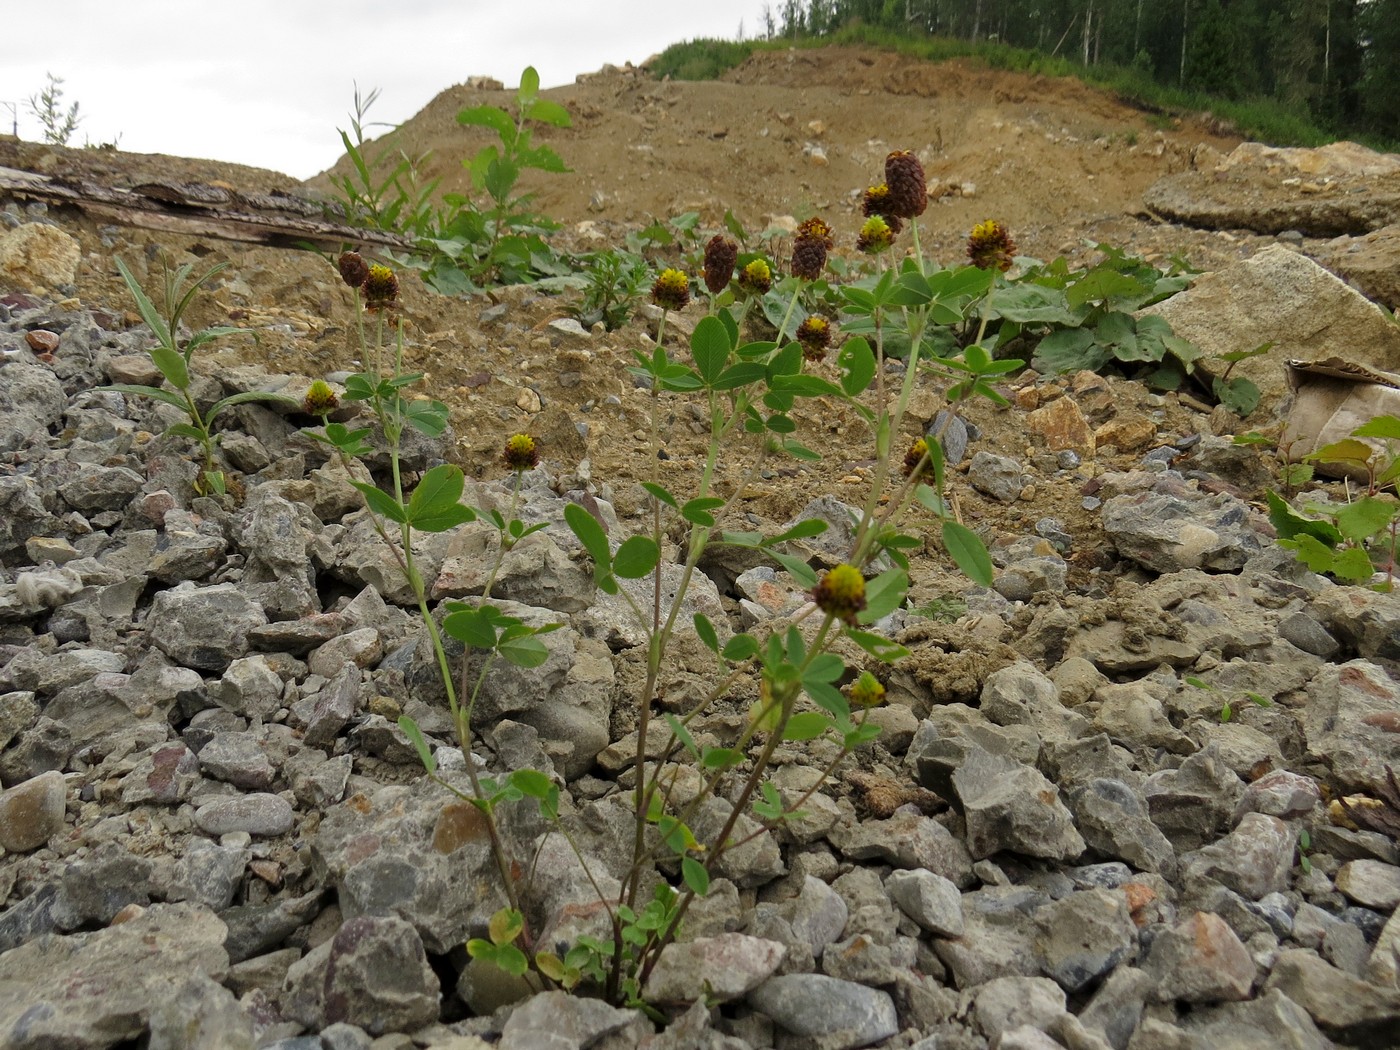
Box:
[0,0,767,179]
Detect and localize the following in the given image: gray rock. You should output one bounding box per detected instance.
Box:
[237,489,325,620]
[52,842,155,930]
[1092,679,1193,754]
[0,903,229,1047]
[1080,965,1155,1050]
[952,747,1085,861]
[969,451,1026,502]
[307,627,382,679]
[302,663,362,750]
[1033,888,1137,992]
[212,655,284,720]
[0,769,66,852]
[1301,659,1400,794]
[0,715,72,784]
[1069,778,1178,876]
[148,974,255,1050]
[222,891,322,964]
[782,875,849,957]
[1368,907,1400,989]
[934,888,1045,990]
[1181,813,1295,901]
[578,556,727,650]
[980,661,1087,745]
[498,990,638,1050]
[193,793,294,837]
[0,357,65,454]
[1337,859,1400,911]
[311,777,508,954]
[313,916,440,1034]
[1264,948,1400,1046]
[147,583,268,673]
[1175,988,1331,1050]
[1312,582,1400,661]
[1144,911,1256,1003]
[1234,770,1321,821]
[1143,743,1244,851]
[748,974,898,1050]
[644,934,786,1004]
[120,741,202,806]
[826,808,974,886]
[692,796,784,887]
[1277,612,1340,658]
[972,975,1067,1040]
[198,732,277,790]
[169,839,251,911]
[885,869,964,937]
[436,529,595,614]
[287,750,353,808]
[2,645,125,694]
[1102,488,1265,573]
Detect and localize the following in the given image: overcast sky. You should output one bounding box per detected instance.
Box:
[0,0,764,181]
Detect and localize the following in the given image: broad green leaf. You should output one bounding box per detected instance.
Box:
[350,481,408,524]
[1279,534,1342,573]
[769,551,818,589]
[888,271,932,306]
[837,336,875,396]
[1067,267,1151,308]
[1033,328,1110,374]
[803,679,850,720]
[509,769,555,799]
[397,715,437,774]
[565,502,617,593]
[783,711,831,741]
[524,97,571,127]
[845,628,910,662]
[498,633,550,668]
[804,653,846,684]
[721,633,759,662]
[1266,490,1342,547]
[642,481,677,507]
[691,315,731,386]
[857,567,908,624]
[713,362,768,390]
[1337,497,1399,543]
[1354,415,1400,441]
[457,104,515,139]
[942,521,994,586]
[1214,376,1261,417]
[613,535,661,578]
[770,374,844,398]
[682,497,726,527]
[1308,438,1373,466]
[1332,545,1378,583]
[407,464,465,522]
[403,399,450,437]
[494,944,529,977]
[151,347,189,389]
[518,66,541,101]
[443,607,498,649]
[765,519,829,544]
[682,857,710,896]
[694,613,720,654]
[701,747,741,770]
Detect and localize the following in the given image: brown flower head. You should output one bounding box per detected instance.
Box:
[702,235,739,296]
[848,671,886,708]
[337,251,369,290]
[503,433,539,472]
[303,380,339,416]
[903,437,930,479]
[861,183,897,221]
[737,258,773,297]
[812,563,866,627]
[967,220,1017,272]
[651,268,691,312]
[856,215,895,255]
[791,217,833,282]
[884,150,928,219]
[363,264,399,311]
[796,315,833,362]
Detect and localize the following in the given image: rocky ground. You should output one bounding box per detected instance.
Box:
[1,44,1400,1050]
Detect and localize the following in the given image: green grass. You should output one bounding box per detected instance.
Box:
[651,27,1396,152]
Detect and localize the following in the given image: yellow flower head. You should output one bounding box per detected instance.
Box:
[848,671,886,708]
[363,264,399,310]
[796,316,833,362]
[856,215,895,255]
[903,437,929,479]
[651,268,691,312]
[303,380,339,416]
[812,563,866,626]
[967,220,1017,272]
[503,433,540,471]
[737,258,773,297]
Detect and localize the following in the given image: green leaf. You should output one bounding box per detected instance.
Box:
[691,315,731,386]
[403,399,450,437]
[845,628,911,663]
[803,679,850,721]
[509,769,555,799]
[888,271,932,306]
[1336,497,1399,543]
[681,857,710,897]
[1032,327,1110,374]
[765,519,829,544]
[858,568,908,624]
[713,362,769,390]
[524,97,572,127]
[804,653,846,684]
[1213,376,1261,417]
[457,104,515,138]
[1332,545,1378,583]
[397,715,436,774]
[207,390,300,426]
[783,711,830,741]
[613,536,661,578]
[701,747,742,770]
[769,551,818,589]
[105,383,189,410]
[565,502,617,594]
[1266,490,1342,546]
[114,257,172,347]
[443,607,498,649]
[682,497,726,527]
[350,481,408,524]
[836,336,875,396]
[1280,534,1343,574]
[164,423,206,442]
[1067,267,1151,308]
[1352,415,1400,441]
[642,482,677,508]
[694,613,720,654]
[1309,438,1374,467]
[664,713,700,761]
[499,633,551,668]
[518,65,541,102]
[721,633,759,662]
[942,521,994,586]
[407,463,466,523]
[151,347,189,389]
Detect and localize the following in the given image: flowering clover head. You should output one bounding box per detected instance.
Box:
[791,217,833,282]
[702,235,739,296]
[337,251,369,289]
[737,258,773,296]
[862,182,894,218]
[856,215,895,255]
[967,220,1017,272]
[812,563,866,626]
[363,264,399,311]
[884,150,928,219]
[303,380,339,416]
[796,315,833,361]
[848,671,886,708]
[651,268,691,312]
[903,437,930,478]
[503,433,539,471]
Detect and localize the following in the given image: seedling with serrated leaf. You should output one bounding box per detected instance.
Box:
[106,257,298,497]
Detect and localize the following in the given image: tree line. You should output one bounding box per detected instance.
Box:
[754,0,1399,143]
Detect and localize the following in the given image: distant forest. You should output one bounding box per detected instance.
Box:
[750,0,1399,143]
